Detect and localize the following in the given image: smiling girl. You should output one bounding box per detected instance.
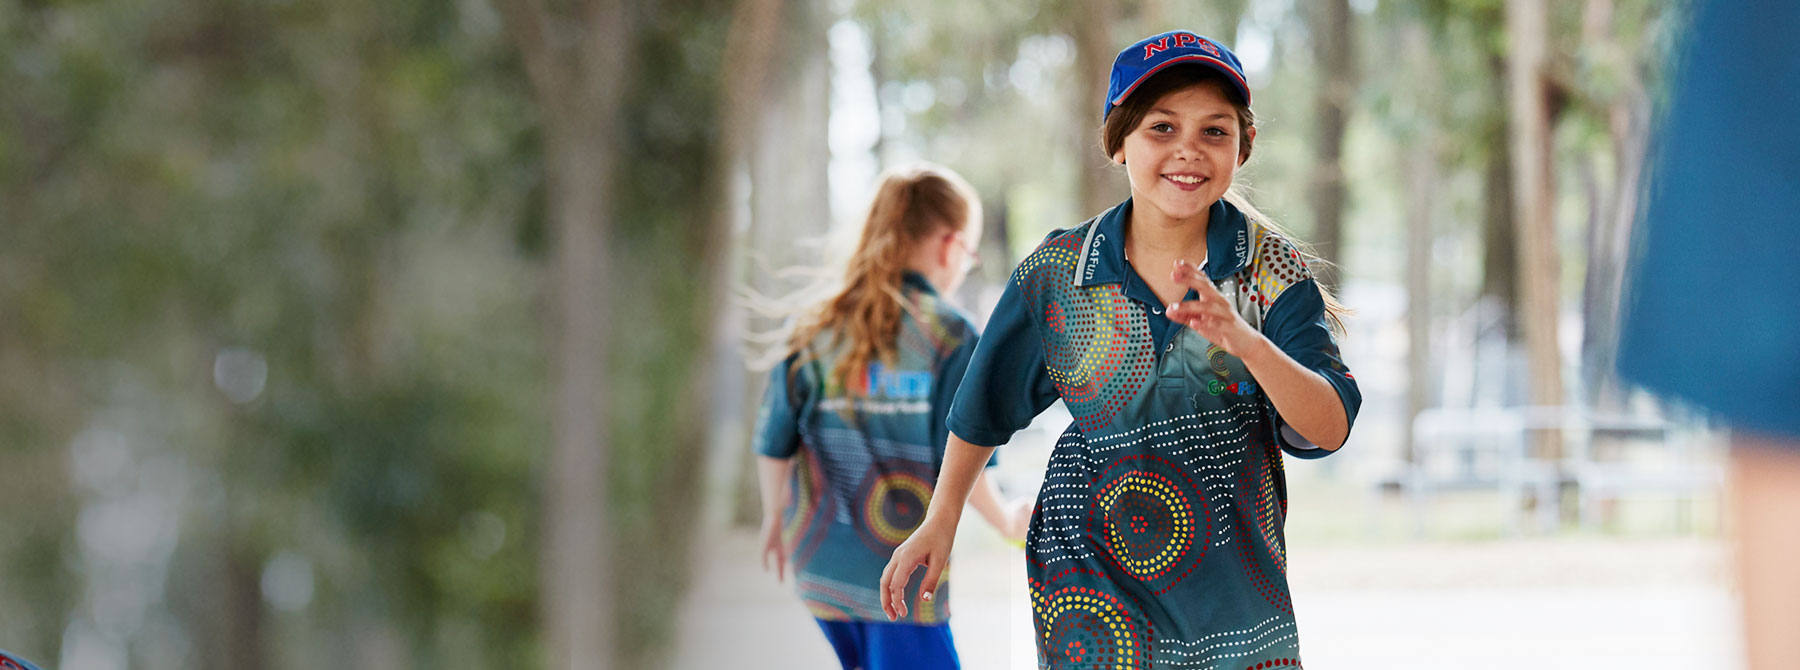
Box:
[879,31,1361,669]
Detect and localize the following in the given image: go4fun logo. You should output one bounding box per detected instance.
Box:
[1208,379,1258,396]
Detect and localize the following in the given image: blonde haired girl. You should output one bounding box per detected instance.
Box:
[752,163,1027,670]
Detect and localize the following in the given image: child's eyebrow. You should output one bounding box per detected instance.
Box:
[1146,108,1236,122]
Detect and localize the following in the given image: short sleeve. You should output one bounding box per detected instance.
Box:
[752,354,810,459]
[946,275,1059,447]
[933,332,997,467]
[1261,278,1361,459]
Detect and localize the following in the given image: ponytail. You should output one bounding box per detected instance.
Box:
[776,164,980,395]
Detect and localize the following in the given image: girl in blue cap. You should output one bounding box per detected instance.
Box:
[881,31,1360,669]
[752,163,1031,670]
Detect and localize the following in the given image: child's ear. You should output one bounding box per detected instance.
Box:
[1111,149,1126,165]
[1238,126,1257,166]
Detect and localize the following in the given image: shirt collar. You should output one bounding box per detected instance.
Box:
[901,270,939,296]
[1074,197,1252,288]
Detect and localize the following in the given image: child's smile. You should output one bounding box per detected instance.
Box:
[1112,81,1249,224]
[1162,172,1209,191]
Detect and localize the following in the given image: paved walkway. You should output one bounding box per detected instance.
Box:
[671,528,1738,670]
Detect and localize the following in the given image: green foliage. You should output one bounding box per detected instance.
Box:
[1,0,547,666]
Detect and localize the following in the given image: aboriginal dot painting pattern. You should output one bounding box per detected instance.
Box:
[1236,437,1292,614]
[1031,568,1154,670]
[1243,660,1303,669]
[1089,455,1209,594]
[1254,439,1286,575]
[1236,222,1312,310]
[855,461,935,553]
[1014,224,1309,667]
[1016,234,1156,436]
[783,445,831,575]
[775,277,976,623]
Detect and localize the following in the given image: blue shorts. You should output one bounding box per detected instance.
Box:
[814,619,959,670]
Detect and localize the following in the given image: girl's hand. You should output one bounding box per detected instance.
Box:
[878,518,955,620]
[1166,259,1266,357]
[759,516,787,583]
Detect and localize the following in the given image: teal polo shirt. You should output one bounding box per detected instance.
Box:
[947,198,1360,669]
[753,272,992,624]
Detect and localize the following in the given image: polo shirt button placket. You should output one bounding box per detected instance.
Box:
[1157,330,1188,413]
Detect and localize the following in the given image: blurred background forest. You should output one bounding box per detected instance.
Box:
[0,0,1730,668]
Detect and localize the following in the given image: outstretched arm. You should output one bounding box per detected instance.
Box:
[879,434,996,620]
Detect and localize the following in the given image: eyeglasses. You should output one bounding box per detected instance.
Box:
[949,232,980,268]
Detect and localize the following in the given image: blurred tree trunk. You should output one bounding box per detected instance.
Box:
[1307,0,1354,289]
[728,0,818,527]
[506,0,753,665]
[1402,22,1437,467]
[1505,0,1564,461]
[1073,0,1123,217]
[1473,13,1520,341]
[1481,87,1520,339]
[497,0,629,667]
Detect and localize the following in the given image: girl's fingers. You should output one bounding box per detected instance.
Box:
[878,556,900,619]
[918,555,947,605]
[1171,259,1222,298]
[1169,263,1230,319]
[892,563,912,619]
[1168,299,1228,326]
[881,549,920,620]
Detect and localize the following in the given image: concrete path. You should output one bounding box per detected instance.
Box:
[671,529,1737,670]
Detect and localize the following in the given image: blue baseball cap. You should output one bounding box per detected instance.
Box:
[1104,30,1250,121]
[0,649,43,670]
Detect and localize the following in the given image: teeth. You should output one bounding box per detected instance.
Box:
[1168,175,1203,184]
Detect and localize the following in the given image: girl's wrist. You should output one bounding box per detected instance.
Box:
[922,505,963,530]
[1235,332,1280,370]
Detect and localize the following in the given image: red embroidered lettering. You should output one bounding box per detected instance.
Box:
[1175,33,1198,47]
[1142,37,1170,59]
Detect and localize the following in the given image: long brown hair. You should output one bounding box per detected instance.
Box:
[782,164,981,395]
[1102,66,1351,334]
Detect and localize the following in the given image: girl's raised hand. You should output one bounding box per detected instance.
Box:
[878,518,954,621]
[1166,259,1263,356]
